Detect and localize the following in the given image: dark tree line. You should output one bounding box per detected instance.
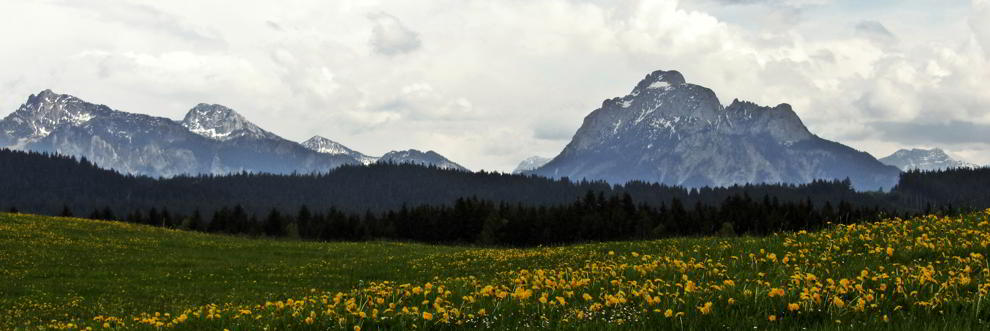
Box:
[891,167,990,211]
[1,148,987,246]
[49,192,910,246]
[0,148,897,216]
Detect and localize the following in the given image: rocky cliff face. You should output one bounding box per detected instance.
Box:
[529,70,901,191]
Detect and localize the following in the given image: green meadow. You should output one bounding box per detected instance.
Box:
[2,211,990,330]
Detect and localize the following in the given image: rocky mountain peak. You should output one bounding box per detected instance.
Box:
[513,156,551,174]
[378,149,469,171]
[880,148,975,171]
[2,90,112,144]
[19,89,105,118]
[631,70,687,93]
[27,89,57,103]
[531,68,900,190]
[566,70,723,154]
[302,135,379,165]
[723,100,812,143]
[302,135,355,155]
[181,104,273,141]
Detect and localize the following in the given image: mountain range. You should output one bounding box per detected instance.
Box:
[0,90,466,177]
[527,70,903,191]
[879,148,976,171]
[6,69,968,190]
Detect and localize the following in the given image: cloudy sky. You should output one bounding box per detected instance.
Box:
[1,0,988,170]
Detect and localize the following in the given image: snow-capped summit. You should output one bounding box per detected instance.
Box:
[181,104,277,141]
[530,69,900,190]
[377,149,469,171]
[512,156,550,174]
[879,148,975,171]
[0,89,113,147]
[301,135,379,165]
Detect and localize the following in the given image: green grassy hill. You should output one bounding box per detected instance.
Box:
[2,211,990,330]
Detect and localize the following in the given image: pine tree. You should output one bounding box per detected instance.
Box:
[188,210,203,231]
[263,209,284,237]
[60,205,73,217]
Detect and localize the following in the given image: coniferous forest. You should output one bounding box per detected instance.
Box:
[1,148,987,246]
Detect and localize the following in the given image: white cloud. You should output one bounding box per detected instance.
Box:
[972,0,990,55]
[54,0,225,46]
[367,11,422,56]
[854,21,898,47]
[0,0,987,169]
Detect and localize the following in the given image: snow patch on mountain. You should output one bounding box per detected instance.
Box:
[302,136,467,170]
[512,156,551,174]
[377,149,468,171]
[181,104,278,141]
[879,148,976,171]
[301,135,379,165]
[648,81,671,89]
[0,89,112,148]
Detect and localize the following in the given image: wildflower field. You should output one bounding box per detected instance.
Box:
[2,210,990,330]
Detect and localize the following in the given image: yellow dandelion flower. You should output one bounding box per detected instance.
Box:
[697,302,713,315]
[684,281,697,293]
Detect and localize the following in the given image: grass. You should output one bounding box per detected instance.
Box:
[1,211,990,330]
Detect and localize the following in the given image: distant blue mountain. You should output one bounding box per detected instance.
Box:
[0,90,358,176]
[0,90,469,177]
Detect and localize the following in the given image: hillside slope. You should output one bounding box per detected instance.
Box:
[3,211,990,329]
